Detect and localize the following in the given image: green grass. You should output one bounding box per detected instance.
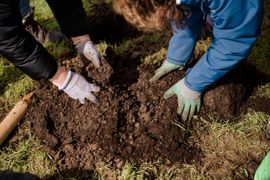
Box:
[256,83,270,98]
[95,161,205,180]
[0,121,57,178]
[189,110,270,179]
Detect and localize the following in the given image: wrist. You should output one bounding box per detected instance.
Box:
[49,66,69,88]
[179,79,201,99]
[71,35,90,45]
[164,60,182,68]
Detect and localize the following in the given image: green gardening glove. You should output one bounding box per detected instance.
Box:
[254,151,270,180]
[149,60,183,82]
[163,79,201,121]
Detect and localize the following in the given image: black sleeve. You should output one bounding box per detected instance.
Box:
[0,0,58,80]
[46,0,89,38]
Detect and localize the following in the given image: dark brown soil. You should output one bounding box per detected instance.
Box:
[27,58,201,177]
[202,63,259,120]
[25,52,263,177]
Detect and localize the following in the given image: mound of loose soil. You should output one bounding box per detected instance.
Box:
[26,37,268,179]
[27,58,201,177]
[26,53,260,177]
[202,63,259,119]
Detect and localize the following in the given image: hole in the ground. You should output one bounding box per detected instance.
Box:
[45,114,56,134]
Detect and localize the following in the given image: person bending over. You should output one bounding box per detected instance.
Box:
[113,0,263,121]
[0,0,101,104]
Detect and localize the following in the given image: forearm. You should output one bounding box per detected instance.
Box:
[184,37,258,92]
[167,7,203,66]
[49,66,68,87]
[184,0,263,93]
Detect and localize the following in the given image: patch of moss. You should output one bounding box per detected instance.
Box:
[143,48,167,65]
[248,1,270,76]
[256,83,270,98]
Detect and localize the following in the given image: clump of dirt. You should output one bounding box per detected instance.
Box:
[85,58,113,85]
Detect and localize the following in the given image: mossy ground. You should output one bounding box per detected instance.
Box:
[0,0,270,179]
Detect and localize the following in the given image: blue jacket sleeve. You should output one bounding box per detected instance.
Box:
[167,7,203,66]
[184,0,263,92]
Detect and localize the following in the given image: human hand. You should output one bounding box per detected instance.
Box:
[149,60,183,82]
[76,41,101,68]
[163,79,201,121]
[58,70,100,104]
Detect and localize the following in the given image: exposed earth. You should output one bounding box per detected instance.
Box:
[27,56,200,178]
[24,3,270,178]
[25,49,268,178]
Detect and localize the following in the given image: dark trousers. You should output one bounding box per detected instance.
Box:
[46,0,89,38]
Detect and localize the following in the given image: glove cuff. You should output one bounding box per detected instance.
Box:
[58,70,73,90]
[72,35,90,45]
[164,60,183,69]
[179,79,201,99]
[75,40,94,54]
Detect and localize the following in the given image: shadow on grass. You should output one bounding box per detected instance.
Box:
[0,169,97,180]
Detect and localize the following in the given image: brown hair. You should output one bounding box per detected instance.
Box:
[113,0,188,32]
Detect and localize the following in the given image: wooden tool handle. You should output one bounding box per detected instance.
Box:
[0,92,34,145]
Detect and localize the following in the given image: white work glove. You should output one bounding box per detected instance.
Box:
[58,70,100,104]
[164,79,201,121]
[149,60,183,82]
[76,41,101,68]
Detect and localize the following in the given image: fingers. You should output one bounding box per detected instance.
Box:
[79,98,86,104]
[86,93,98,104]
[149,67,165,82]
[177,100,184,115]
[195,102,201,114]
[89,84,100,92]
[85,84,100,103]
[181,104,191,121]
[83,42,101,68]
[163,84,176,100]
[79,92,98,104]
[91,56,101,69]
[189,105,196,121]
[78,84,100,104]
